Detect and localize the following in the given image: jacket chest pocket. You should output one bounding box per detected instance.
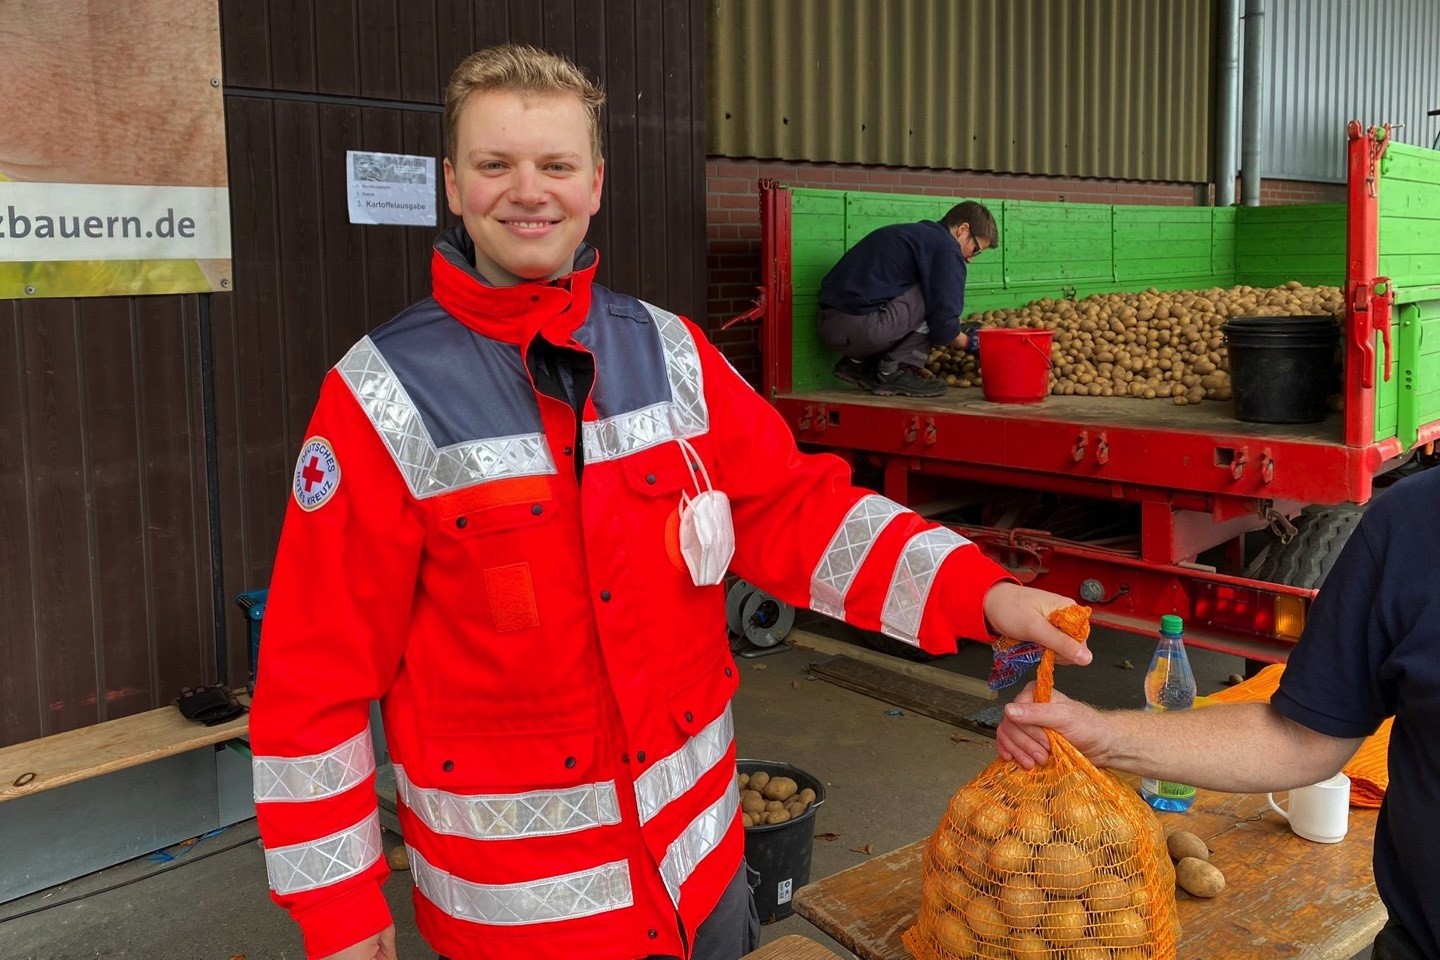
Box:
[429,475,558,633]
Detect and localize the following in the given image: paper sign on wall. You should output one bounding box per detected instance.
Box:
[347,151,437,227]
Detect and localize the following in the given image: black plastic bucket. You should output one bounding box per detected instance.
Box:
[738,759,826,921]
[1224,316,1340,424]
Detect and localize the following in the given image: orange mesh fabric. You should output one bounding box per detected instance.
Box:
[1208,663,1391,808]
[904,606,1180,960]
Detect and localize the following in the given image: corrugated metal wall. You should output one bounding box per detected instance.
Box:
[708,0,1214,182]
[1259,0,1440,183]
[0,0,707,748]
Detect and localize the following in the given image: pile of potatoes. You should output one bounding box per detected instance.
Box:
[926,282,1344,404]
[738,769,817,827]
[911,776,1178,960]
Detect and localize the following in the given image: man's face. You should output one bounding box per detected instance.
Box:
[953,223,990,264]
[443,90,604,284]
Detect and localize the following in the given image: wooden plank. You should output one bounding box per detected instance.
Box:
[0,695,250,804]
[0,306,43,746]
[741,934,849,960]
[806,656,998,738]
[793,786,1384,960]
[788,628,997,701]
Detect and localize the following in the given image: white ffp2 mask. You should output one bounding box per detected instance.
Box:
[676,438,735,587]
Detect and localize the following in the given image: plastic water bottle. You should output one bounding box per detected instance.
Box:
[1139,614,1198,812]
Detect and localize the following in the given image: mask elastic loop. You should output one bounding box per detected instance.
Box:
[676,436,714,495]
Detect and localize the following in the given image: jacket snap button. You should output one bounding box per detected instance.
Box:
[531,503,543,515]
[564,446,573,456]
[564,756,576,769]
[725,667,733,677]
[636,751,646,763]
[455,517,467,529]
[600,590,611,602]
[647,929,658,940]
[684,711,693,723]
[530,295,540,302]
[442,760,455,772]
[646,473,656,484]
[622,753,630,763]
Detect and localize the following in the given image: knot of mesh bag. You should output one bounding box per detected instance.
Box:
[904,605,1180,960]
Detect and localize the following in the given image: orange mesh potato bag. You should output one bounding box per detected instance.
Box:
[903,606,1180,960]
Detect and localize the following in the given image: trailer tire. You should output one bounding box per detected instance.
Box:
[1251,505,1365,590]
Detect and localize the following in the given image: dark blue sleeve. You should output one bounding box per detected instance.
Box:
[1271,510,1395,739]
[919,239,966,345]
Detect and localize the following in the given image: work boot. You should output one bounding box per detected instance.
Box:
[832,357,874,388]
[868,364,946,398]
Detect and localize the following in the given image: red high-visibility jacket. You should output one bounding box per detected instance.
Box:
[250,229,1012,960]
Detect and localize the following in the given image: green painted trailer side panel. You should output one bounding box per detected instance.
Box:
[785,188,1343,393]
[1234,205,1347,289]
[1395,298,1440,447]
[1377,143,1440,442]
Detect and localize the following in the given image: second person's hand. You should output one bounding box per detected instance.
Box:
[982,582,1093,666]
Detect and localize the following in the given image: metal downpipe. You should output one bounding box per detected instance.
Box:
[1241,0,1266,206]
[1215,0,1242,206]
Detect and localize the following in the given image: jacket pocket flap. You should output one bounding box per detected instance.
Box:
[668,650,741,737]
[420,726,597,789]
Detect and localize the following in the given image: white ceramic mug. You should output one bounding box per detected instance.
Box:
[1267,772,1351,843]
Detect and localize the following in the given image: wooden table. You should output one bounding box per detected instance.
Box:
[793,787,1385,959]
[742,933,852,960]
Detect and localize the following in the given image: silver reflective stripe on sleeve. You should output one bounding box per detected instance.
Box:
[584,302,707,463]
[410,848,633,925]
[337,337,556,498]
[634,707,734,824]
[880,527,971,646]
[394,766,621,839]
[809,495,906,620]
[264,811,383,895]
[252,728,376,803]
[660,785,739,907]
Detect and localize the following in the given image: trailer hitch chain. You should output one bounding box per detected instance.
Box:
[1265,507,1299,545]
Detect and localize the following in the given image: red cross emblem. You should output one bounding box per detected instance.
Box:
[293,437,340,511]
[301,455,326,492]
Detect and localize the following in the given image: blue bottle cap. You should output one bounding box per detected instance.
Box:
[1160,614,1184,635]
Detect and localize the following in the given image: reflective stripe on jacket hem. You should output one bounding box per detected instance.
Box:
[394,765,622,840]
[660,787,739,906]
[410,848,634,925]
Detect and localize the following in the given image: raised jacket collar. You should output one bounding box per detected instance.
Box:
[429,225,599,346]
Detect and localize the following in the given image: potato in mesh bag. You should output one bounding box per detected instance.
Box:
[904,606,1180,960]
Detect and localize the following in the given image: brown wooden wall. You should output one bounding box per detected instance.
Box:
[0,0,707,747]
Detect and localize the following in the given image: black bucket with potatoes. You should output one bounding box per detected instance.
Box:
[738,759,827,921]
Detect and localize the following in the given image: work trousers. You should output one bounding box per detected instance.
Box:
[816,284,931,370]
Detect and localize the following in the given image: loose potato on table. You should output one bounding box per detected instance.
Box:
[1176,856,1227,898]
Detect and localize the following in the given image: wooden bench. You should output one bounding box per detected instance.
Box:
[793,784,1385,960]
[0,694,250,804]
[742,933,852,960]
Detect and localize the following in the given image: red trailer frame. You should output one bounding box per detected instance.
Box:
[750,125,1434,663]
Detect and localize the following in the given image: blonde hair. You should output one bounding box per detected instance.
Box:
[444,44,605,165]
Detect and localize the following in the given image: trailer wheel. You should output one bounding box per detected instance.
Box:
[1251,505,1365,590]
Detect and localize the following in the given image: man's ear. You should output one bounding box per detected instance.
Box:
[443,157,462,216]
[590,158,605,215]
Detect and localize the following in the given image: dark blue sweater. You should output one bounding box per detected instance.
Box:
[1273,466,1440,959]
[817,220,968,345]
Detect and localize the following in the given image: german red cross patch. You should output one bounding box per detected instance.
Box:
[293,437,341,511]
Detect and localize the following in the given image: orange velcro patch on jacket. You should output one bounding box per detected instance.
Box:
[436,475,551,521]
[484,562,541,632]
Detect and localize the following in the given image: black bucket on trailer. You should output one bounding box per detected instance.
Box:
[738,759,826,921]
[1224,315,1340,424]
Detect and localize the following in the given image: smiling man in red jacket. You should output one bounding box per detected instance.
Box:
[249,44,1091,960]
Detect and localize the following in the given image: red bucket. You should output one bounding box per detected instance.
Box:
[976,328,1054,403]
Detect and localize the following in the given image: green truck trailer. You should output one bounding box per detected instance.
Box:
[746,123,1440,662]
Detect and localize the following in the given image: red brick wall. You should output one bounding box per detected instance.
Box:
[704,157,1344,383]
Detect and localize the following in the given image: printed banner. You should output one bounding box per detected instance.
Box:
[0,0,231,299]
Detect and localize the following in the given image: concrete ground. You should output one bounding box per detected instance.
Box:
[0,619,1369,960]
